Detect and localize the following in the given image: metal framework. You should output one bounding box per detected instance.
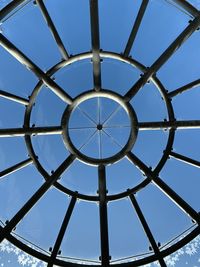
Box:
[0,0,200,266]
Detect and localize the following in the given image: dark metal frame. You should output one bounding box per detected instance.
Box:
[0,0,200,266]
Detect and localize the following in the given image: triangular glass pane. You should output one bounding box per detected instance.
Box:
[105,127,130,148]
[81,131,99,159]
[101,130,120,158]
[69,107,96,128]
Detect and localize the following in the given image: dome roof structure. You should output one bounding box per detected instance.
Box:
[0,0,200,266]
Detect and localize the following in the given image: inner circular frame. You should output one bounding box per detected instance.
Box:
[62,90,138,166]
[24,51,175,201]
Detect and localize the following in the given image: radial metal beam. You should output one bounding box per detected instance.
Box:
[124,0,149,57]
[35,0,69,60]
[138,120,200,130]
[0,34,73,104]
[0,89,29,105]
[170,151,200,168]
[98,165,110,266]
[0,0,26,21]
[168,78,200,98]
[0,126,62,137]
[171,0,199,17]
[129,194,167,267]
[0,158,33,179]
[127,152,200,224]
[47,196,77,267]
[124,15,200,101]
[0,154,75,242]
[89,0,102,91]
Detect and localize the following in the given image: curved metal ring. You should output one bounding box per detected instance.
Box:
[24,51,175,201]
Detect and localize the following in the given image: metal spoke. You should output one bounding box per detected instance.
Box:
[0,126,62,137]
[79,130,98,151]
[170,0,199,17]
[0,158,33,179]
[103,125,130,129]
[47,196,77,267]
[35,0,69,60]
[69,126,96,130]
[170,151,200,168]
[124,15,200,101]
[102,106,121,125]
[127,152,200,224]
[89,0,102,91]
[168,78,200,98]
[138,120,200,130]
[0,34,72,104]
[0,154,75,242]
[102,129,122,149]
[98,165,110,266]
[124,0,149,57]
[0,0,27,21]
[98,97,101,124]
[98,131,103,159]
[0,89,29,105]
[77,106,97,126]
[129,194,167,267]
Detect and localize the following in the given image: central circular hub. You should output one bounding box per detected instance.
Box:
[62,90,138,165]
[97,124,103,131]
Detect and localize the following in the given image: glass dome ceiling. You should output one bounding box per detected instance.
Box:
[1,0,200,266]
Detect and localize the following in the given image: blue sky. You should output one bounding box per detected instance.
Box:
[0,0,200,266]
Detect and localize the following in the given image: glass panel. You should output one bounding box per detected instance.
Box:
[133,130,169,168]
[106,158,144,195]
[0,137,28,170]
[108,198,150,260]
[1,1,61,70]
[0,98,25,128]
[60,201,100,261]
[102,58,141,95]
[55,60,93,98]
[44,0,91,55]
[99,0,142,53]
[173,129,200,161]
[137,183,192,247]
[158,31,200,90]
[131,0,189,65]
[160,157,200,211]
[15,187,71,252]
[60,159,98,196]
[0,46,37,98]
[31,86,66,127]
[32,134,69,174]
[131,83,168,122]
[171,88,200,120]
[0,165,43,222]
